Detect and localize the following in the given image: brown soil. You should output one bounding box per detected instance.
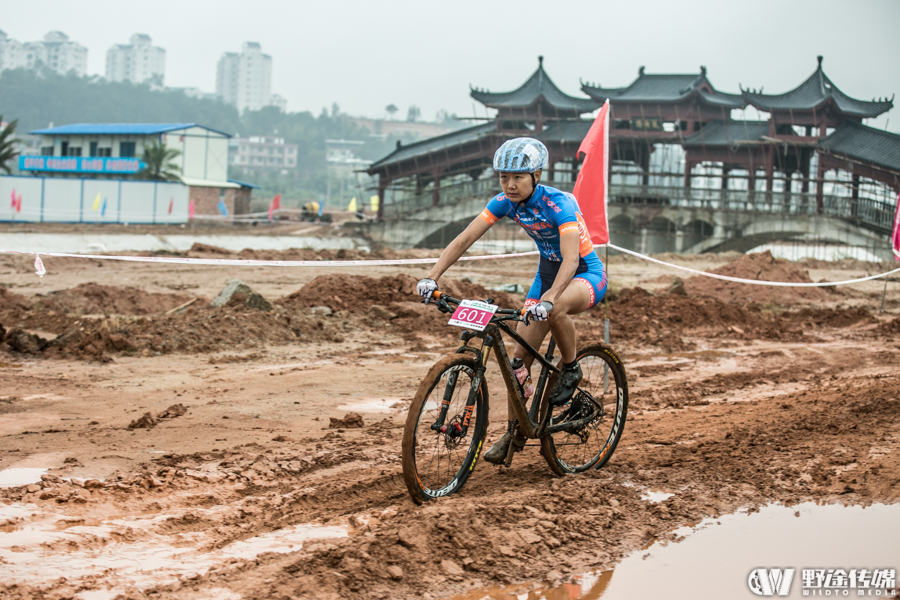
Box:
[0,247,897,600]
[685,250,828,305]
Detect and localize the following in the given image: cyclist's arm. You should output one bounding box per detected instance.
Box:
[541,229,580,305]
[425,216,492,281]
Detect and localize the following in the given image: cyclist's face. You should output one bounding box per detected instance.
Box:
[499,169,541,203]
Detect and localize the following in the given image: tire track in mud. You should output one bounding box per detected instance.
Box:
[1,272,899,599]
[5,348,886,600]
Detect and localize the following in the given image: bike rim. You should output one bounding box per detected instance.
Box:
[412,364,481,497]
[550,351,622,472]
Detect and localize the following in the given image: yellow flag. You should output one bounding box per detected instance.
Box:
[347,197,357,212]
[370,195,379,212]
[92,193,101,211]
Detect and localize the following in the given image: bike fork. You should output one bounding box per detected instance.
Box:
[430,369,459,432]
[431,335,492,436]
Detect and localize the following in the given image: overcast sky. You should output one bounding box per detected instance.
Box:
[3,0,899,131]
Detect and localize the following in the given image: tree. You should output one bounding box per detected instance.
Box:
[0,115,18,175]
[137,140,182,181]
[406,105,421,122]
[385,104,398,120]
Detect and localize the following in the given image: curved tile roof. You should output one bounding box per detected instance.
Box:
[819,122,900,173]
[682,120,771,146]
[582,67,744,109]
[470,57,598,114]
[368,123,497,171]
[741,57,893,118]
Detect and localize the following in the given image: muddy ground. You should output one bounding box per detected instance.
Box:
[0,246,898,600]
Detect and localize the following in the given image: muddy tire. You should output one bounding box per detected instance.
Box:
[402,354,489,504]
[540,343,628,475]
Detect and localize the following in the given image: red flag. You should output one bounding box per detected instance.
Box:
[189,199,195,220]
[268,194,281,221]
[15,193,22,213]
[168,197,174,215]
[892,190,900,261]
[572,100,610,245]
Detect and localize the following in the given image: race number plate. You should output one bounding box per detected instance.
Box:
[447,299,498,332]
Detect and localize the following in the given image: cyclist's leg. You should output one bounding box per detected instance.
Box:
[547,278,594,363]
[513,270,551,371]
[485,276,547,465]
[546,271,607,405]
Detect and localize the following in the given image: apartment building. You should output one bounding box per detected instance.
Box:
[217,42,271,113]
[229,136,298,171]
[23,31,87,76]
[0,30,25,73]
[106,34,166,85]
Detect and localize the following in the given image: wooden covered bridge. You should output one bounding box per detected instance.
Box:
[363,57,898,257]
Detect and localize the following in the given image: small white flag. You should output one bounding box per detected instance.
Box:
[34,254,46,278]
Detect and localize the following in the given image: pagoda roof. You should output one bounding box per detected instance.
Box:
[368,122,497,172]
[741,56,893,118]
[582,67,744,109]
[682,120,770,146]
[470,57,598,114]
[819,122,900,173]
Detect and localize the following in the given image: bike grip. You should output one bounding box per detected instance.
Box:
[432,290,444,299]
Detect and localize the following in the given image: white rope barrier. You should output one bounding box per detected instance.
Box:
[0,248,538,269]
[0,244,896,287]
[603,243,900,287]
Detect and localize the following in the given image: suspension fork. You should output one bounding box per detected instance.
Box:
[456,334,492,437]
[431,330,489,435]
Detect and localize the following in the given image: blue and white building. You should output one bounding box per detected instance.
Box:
[3,123,256,223]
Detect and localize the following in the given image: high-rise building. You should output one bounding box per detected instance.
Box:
[216,42,274,114]
[23,31,87,76]
[106,34,166,85]
[229,135,298,171]
[0,30,26,73]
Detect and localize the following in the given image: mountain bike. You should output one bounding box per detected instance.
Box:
[401,291,628,504]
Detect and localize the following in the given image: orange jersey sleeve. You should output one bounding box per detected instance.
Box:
[480,208,498,225]
[558,215,594,257]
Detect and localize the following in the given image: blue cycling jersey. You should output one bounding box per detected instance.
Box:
[479,184,599,264]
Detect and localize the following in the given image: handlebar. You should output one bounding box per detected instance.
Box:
[430,290,525,319]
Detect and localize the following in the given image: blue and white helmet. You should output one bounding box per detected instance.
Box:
[493,137,549,173]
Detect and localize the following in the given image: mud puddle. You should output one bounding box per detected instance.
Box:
[335,397,406,413]
[0,502,350,595]
[0,467,48,488]
[452,502,900,600]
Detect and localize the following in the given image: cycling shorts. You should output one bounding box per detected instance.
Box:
[524,257,607,310]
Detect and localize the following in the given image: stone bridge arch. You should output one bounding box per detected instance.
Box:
[357,194,890,258]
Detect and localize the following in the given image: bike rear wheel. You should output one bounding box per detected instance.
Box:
[540,343,628,475]
[402,354,489,504]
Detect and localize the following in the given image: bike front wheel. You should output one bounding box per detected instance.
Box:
[402,354,489,504]
[540,342,628,475]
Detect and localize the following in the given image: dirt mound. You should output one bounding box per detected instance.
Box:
[35,283,195,316]
[0,287,31,312]
[685,251,827,306]
[603,288,880,348]
[783,307,876,329]
[329,412,364,429]
[9,302,332,361]
[189,242,232,254]
[280,274,419,311]
[874,315,900,337]
[279,274,520,313]
[608,287,763,337]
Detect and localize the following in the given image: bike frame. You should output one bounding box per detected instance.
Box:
[433,303,559,441]
[429,293,604,456]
